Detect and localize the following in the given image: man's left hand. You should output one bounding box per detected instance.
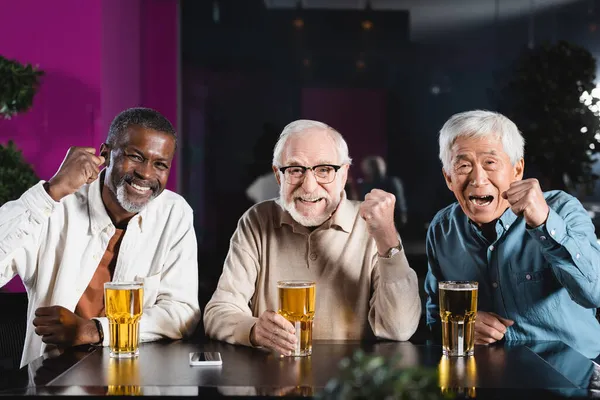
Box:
[501,178,549,228]
[359,189,399,254]
[33,306,99,347]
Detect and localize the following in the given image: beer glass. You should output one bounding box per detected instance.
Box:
[277,280,316,356]
[104,281,144,358]
[439,281,478,357]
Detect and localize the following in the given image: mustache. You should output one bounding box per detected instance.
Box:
[119,174,160,193]
[292,188,330,202]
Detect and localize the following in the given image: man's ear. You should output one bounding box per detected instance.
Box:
[100,143,110,167]
[272,165,281,185]
[514,158,524,180]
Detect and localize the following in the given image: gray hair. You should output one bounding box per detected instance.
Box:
[107,107,177,148]
[439,110,525,173]
[272,119,352,166]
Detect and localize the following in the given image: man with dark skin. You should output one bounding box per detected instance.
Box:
[0,108,200,367]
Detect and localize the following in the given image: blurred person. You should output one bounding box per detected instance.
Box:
[358,155,408,229]
[246,171,280,203]
[424,109,600,360]
[204,119,421,355]
[0,107,201,368]
[246,122,281,204]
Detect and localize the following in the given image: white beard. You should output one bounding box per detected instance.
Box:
[278,180,342,227]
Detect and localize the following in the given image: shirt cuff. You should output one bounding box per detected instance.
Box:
[377,249,414,282]
[234,316,259,347]
[526,208,565,248]
[20,181,58,222]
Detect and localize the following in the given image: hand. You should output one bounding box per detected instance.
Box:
[475,311,514,345]
[249,310,297,356]
[32,306,100,347]
[359,189,399,254]
[501,178,549,228]
[46,147,105,202]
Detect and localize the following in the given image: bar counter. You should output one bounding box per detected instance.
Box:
[0,339,597,398]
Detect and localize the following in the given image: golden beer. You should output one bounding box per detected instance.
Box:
[439,355,477,398]
[107,357,142,396]
[439,281,478,357]
[104,282,144,358]
[277,281,316,356]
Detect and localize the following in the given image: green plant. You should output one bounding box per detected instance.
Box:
[0,55,44,119]
[496,40,600,193]
[0,140,39,206]
[317,349,450,400]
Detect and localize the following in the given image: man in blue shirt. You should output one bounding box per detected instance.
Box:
[424,109,600,359]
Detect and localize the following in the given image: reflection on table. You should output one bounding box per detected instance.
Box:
[0,339,597,398]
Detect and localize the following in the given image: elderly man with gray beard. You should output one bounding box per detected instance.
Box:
[0,107,200,368]
[203,120,421,355]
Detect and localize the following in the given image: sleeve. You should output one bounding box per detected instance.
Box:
[424,223,443,337]
[203,210,260,347]
[0,181,55,287]
[135,205,201,344]
[526,194,600,308]
[368,239,422,341]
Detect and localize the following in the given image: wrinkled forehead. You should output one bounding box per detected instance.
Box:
[281,128,339,165]
[450,134,508,159]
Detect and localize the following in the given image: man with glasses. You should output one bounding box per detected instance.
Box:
[204,119,421,355]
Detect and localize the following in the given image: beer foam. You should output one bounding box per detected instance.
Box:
[439,281,478,290]
[104,282,143,290]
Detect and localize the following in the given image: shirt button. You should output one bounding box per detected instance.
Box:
[540,236,547,241]
[505,224,510,229]
[309,253,317,261]
[551,229,556,236]
[93,254,101,261]
[489,245,494,251]
[576,253,581,259]
[492,282,498,288]
[526,274,532,280]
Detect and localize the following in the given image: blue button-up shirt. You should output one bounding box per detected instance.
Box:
[424,190,600,358]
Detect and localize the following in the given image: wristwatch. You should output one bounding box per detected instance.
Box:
[380,242,403,259]
[91,318,104,346]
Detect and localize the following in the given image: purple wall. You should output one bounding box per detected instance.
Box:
[0,0,179,292]
[301,88,387,180]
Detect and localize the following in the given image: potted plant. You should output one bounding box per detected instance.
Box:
[0,55,43,206]
[317,349,450,400]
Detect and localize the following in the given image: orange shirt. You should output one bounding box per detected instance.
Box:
[75,228,125,319]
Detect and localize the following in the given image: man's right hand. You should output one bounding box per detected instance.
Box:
[475,311,514,345]
[249,310,297,356]
[46,147,105,202]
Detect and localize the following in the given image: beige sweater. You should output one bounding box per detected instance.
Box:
[203,195,421,346]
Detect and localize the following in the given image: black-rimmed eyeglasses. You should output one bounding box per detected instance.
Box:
[278,164,342,184]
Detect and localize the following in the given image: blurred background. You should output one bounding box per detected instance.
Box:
[2,0,600,323]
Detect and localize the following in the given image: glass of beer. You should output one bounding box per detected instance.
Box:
[277,280,316,357]
[439,281,478,357]
[104,281,144,358]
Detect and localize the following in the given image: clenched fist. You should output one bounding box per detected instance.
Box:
[46,147,105,202]
[33,306,100,348]
[501,178,549,228]
[359,189,400,255]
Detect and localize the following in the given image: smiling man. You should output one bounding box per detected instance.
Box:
[0,107,200,367]
[424,109,600,359]
[203,119,421,355]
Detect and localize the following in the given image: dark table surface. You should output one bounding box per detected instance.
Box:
[0,339,598,398]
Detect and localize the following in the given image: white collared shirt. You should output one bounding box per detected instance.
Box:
[0,179,200,367]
